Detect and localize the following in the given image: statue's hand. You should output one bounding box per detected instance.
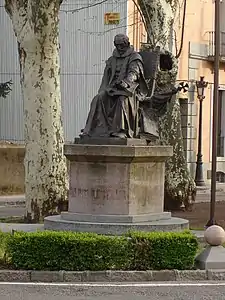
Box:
[171,86,178,95]
[117,80,129,89]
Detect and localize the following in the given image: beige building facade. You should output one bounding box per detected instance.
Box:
[127,0,225,183]
[175,0,225,182]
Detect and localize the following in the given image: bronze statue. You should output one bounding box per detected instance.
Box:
[80,34,148,139]
[80,34,184,141]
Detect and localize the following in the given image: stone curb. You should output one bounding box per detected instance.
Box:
[0,270,225,282]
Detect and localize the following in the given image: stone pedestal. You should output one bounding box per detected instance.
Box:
[195,225,225,270]
[195,246,225,270]
[44,142,189,234]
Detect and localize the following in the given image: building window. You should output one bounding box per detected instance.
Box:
[216,171,225,183]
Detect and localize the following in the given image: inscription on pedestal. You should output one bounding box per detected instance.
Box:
[69,187,126,201]
[68,161,130,215]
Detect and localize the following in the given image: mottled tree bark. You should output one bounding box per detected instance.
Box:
[5,0,68,222]
[139,0,196,210]
[159,95,196,211]
[138,0,177,49]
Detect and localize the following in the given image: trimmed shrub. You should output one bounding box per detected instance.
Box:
[6,230,198,271]
[127,230,198,270]
[6,231,132,271]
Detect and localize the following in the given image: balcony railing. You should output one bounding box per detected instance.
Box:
[208,31,225,60]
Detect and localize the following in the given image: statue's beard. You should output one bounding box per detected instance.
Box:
[116,46,129,55]
[118,50,126,55]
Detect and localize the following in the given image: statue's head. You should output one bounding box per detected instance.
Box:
[114,34,130,55]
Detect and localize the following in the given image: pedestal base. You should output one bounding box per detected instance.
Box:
[195,245,225,270]
[60,211,172,223]
[74,137,148,146]
[46,143,189,235]
[44,215,189,235]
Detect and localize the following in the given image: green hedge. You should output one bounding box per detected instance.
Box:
[127,231,198,270]
[5,230,198,271]
[6,231,132,271]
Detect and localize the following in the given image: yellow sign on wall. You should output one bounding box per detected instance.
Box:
[104,13,120,25]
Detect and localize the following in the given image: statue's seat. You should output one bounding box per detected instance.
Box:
[137,48,161,140]
[138,47,161,100]
[137,48,179,140]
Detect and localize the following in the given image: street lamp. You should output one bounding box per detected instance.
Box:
[195,76,208,186]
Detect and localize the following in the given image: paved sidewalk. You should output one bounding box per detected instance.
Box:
[0,195,25,218]
[0,223,44,232]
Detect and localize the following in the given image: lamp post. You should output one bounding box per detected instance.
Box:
[195,76,208,186]
[206,0,221,227]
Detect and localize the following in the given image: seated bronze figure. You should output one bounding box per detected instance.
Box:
[80,34,181,140]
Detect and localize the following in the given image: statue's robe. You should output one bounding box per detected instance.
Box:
[82,46,148,138]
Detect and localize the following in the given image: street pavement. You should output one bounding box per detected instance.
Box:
[0,195,25,218]
[0,206,24,218]
[1,185,225,219]
[0,195,43,232]
[0,223,44,232]
[0,193,213,219]
[0,282,225,300]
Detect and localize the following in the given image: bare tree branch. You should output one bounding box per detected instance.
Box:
[61,0,109,13]
[175,0,186,58]
[76,19,142,36]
